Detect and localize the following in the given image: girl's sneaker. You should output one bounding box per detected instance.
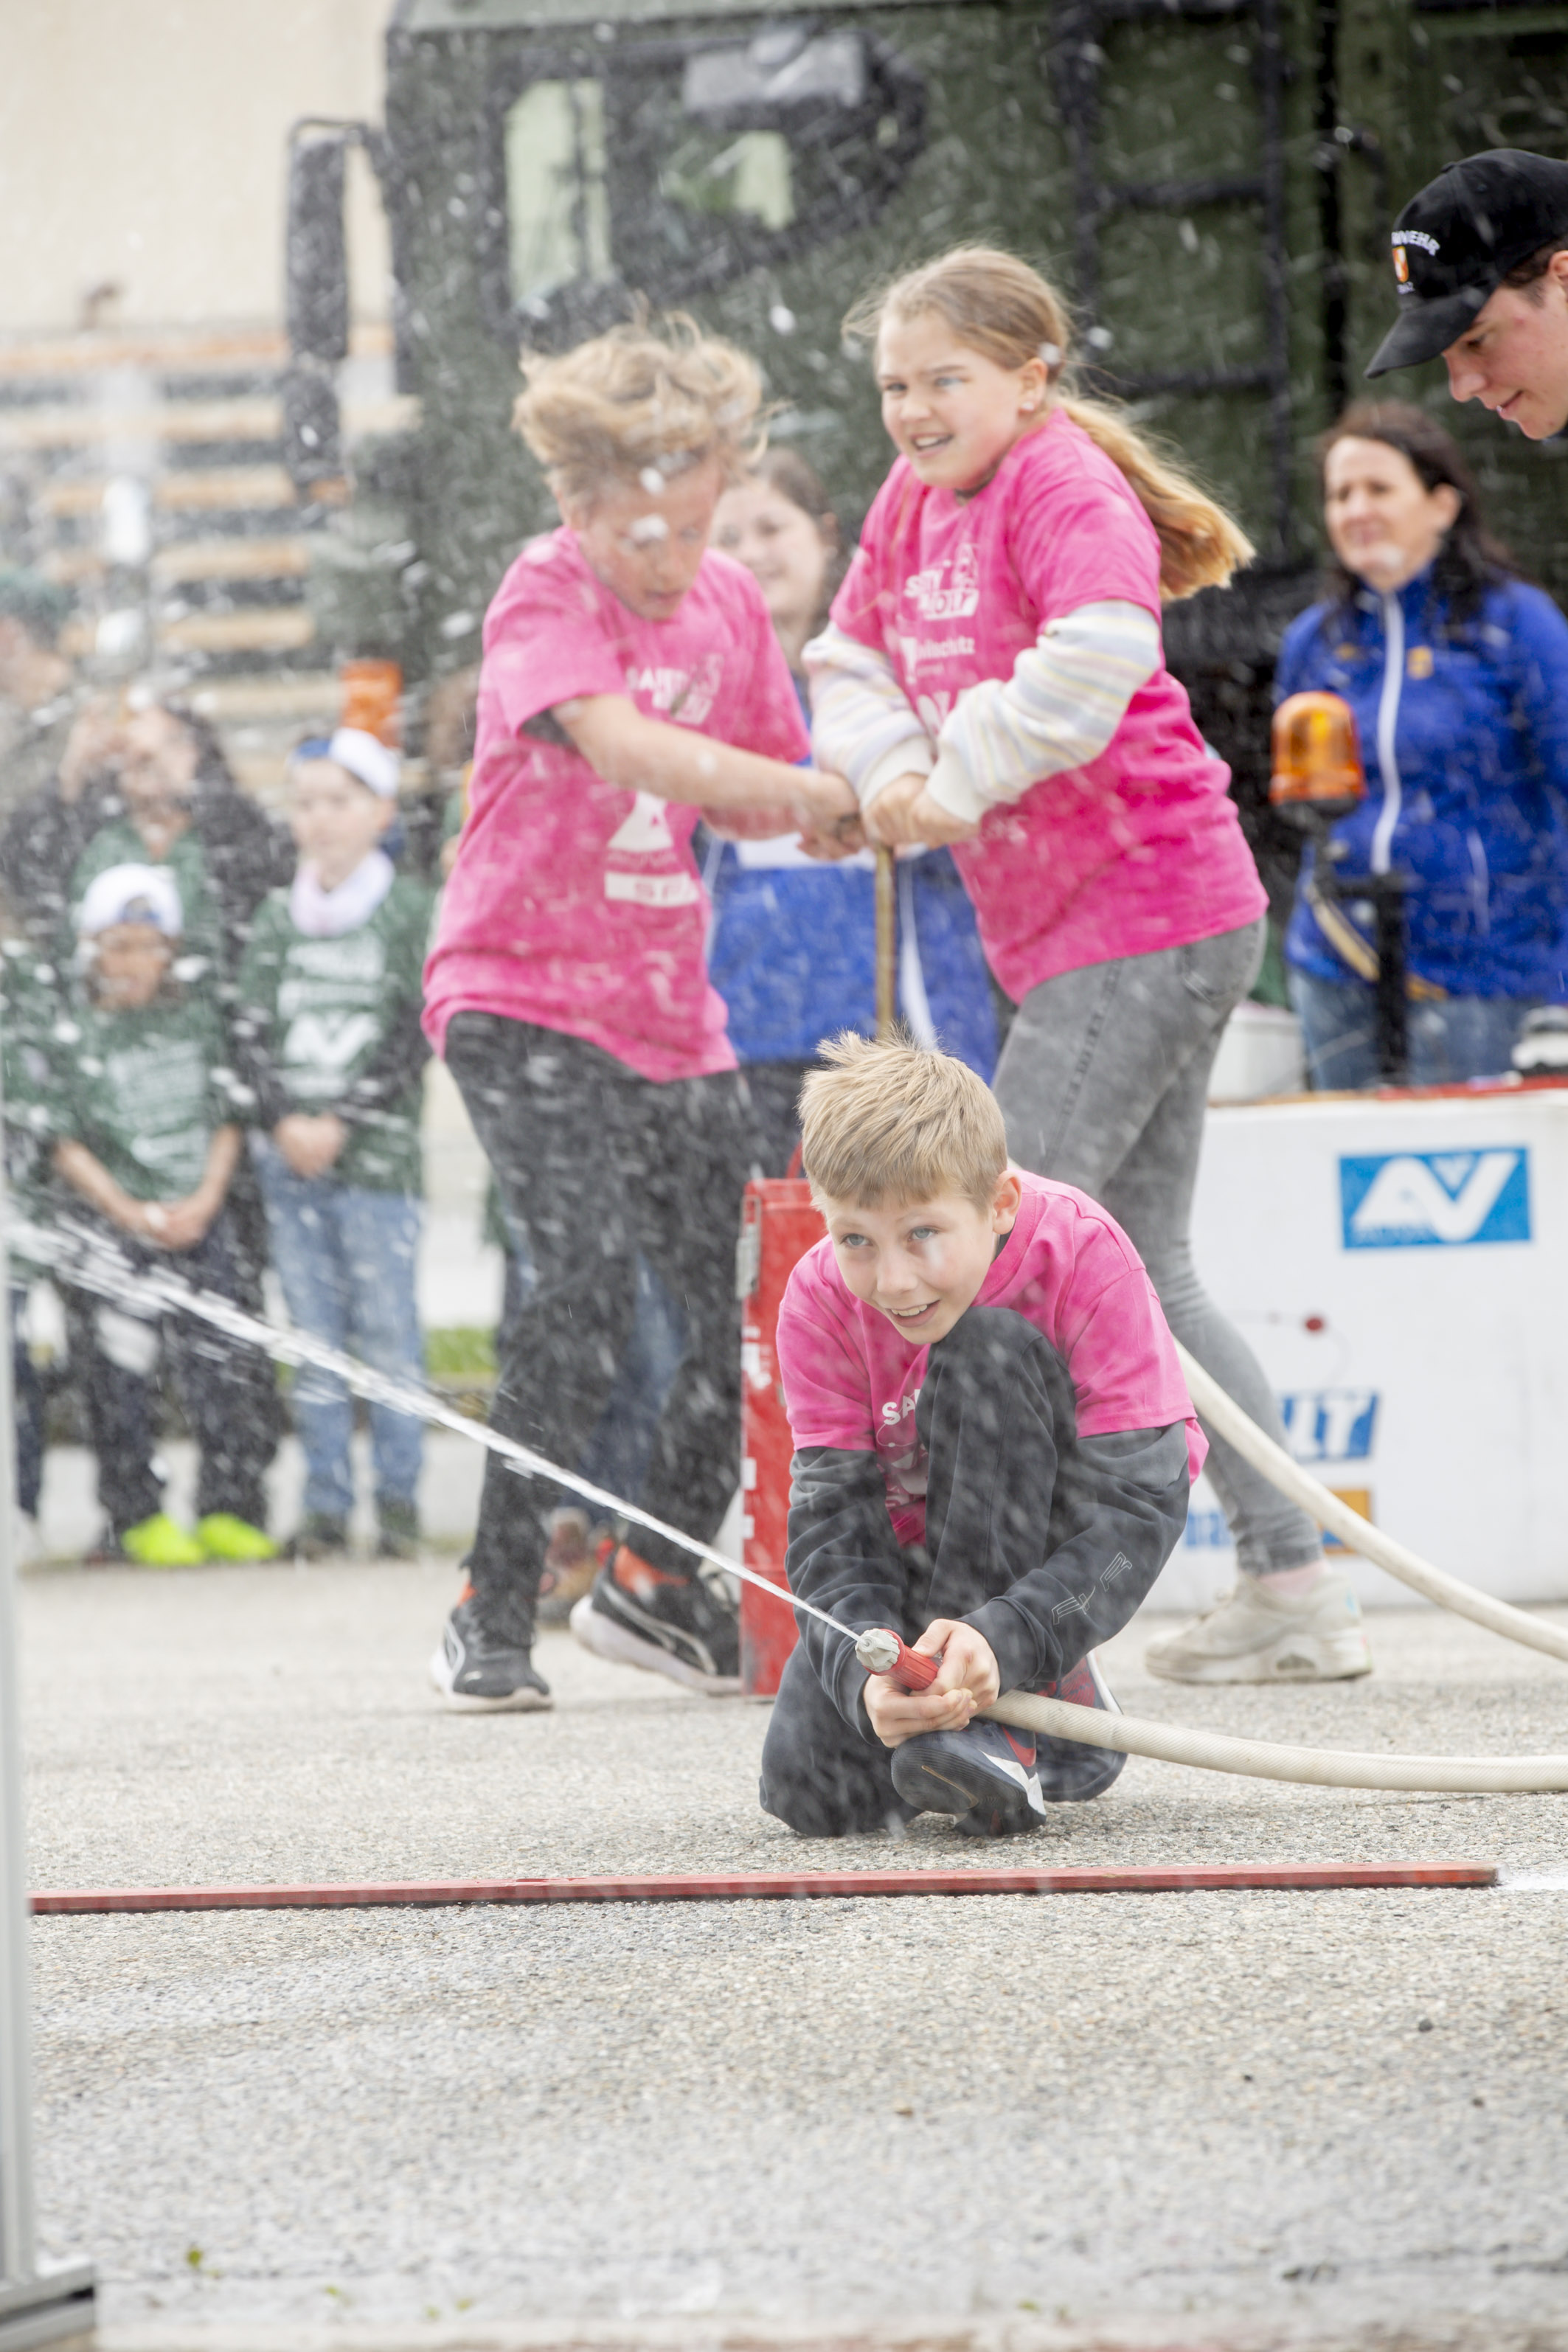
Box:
[431,1589,552,1712]
[569,1547,741,1693]
[119,1513,206,1569]
[196,1513,279,1562]
[1143,1569,1372,1684]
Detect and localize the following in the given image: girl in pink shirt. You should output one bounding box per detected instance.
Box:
[426,320,856,1713]
[807,249,1370,1689]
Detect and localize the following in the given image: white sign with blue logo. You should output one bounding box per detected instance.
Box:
[1339,1148,1530,1249]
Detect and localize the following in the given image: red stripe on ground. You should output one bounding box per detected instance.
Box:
[29,1862,1496,1914]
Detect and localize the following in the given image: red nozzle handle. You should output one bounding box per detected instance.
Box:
[854,1626,943,1690]
[889,1638,940,1692]
[864,1631,940,1691]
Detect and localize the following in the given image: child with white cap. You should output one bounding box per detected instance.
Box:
[235,727,433,1559]
[50,861,278,1567]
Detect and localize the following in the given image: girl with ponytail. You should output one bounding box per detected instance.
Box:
[807,246,1370,1689]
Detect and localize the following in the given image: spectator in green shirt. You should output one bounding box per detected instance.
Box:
[235,729,432,1560]
[49,864,279,1568]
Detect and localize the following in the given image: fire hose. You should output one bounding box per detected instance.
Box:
[12,1213,1568,1796]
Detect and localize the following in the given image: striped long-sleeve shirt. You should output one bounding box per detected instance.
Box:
[805,600,1159,822]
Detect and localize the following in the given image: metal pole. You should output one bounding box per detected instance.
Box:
[0,1064,93,2348]
[874,844,897,1040]
[1372,872,1409,1086]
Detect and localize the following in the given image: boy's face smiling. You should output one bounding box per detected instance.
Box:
[821,1173,1022,1345]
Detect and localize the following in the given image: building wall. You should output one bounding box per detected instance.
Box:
[0,0,392,333]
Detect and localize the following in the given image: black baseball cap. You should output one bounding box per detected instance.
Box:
[1365,148,1568,378]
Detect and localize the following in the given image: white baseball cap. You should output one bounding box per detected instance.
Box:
[76,861,183,940]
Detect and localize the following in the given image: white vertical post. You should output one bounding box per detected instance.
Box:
[0,1075,93,2346]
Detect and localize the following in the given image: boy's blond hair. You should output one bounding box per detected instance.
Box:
[514,316,766,509]
[799,1032,1008,1212]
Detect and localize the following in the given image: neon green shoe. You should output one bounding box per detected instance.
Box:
[120,1513,207,1569]
[195,1513,278,1562]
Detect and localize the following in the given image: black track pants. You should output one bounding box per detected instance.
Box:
[445,1013,759,1646]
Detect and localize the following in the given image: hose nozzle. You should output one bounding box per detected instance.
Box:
[855,1627,941,1691]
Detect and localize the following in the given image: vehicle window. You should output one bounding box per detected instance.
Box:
[660,129,794,232]
[493,24,923,336]
[505,77,611,305]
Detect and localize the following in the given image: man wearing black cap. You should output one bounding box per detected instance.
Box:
[1366,147,1568,437]
[1367,150,1568,1071]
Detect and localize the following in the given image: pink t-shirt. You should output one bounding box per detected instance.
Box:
[776,1170,1206,1548]
[829,413,1266,999]
[423,529,810,1079]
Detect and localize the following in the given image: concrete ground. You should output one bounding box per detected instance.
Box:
[16,1560,1568,2352]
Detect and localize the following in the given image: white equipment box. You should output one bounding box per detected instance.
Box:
[1152,1078,1568,1612]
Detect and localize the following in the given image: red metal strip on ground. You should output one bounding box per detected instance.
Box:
[29,1862,1496,1915]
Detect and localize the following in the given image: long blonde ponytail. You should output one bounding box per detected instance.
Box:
[844,247,1253,602]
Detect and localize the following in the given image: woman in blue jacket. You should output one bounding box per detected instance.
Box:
[1277,401,1568,1087]
[707,451,996,1169]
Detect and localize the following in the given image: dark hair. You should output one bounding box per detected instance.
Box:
[1503,240,1568,296]
[146,697,242,802]
[743,447,847,631]
[1317,400,1514,623]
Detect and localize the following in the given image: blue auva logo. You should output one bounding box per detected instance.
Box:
[1339,1148,1530,1249]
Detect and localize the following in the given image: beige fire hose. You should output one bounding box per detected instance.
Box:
[983,1687,1568,1792]
[974,1344,1568,1791]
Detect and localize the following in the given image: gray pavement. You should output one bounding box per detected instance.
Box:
[17,1556,1568,2352]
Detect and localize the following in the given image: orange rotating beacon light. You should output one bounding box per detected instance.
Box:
[1269,690,1364,826]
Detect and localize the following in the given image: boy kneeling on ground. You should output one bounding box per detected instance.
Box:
[761,1033,1204,1838]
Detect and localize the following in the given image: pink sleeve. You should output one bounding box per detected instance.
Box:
[1007,459,1164,630]
[1051,1237,1207,1483]
[776,1261,876,1452]
[485,556,625,735]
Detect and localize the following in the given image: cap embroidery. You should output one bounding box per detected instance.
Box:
[1392,246,1409,285]
[1392,228,1441,256]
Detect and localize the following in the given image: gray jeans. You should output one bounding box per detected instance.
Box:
[993,917,1320,1578]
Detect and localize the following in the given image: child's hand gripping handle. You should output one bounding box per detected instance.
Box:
[855,1626,941,1693]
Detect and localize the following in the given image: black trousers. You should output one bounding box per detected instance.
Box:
[445,1013,760,1645]
[76,1210,275,1539]
[761,1305,1101,1838]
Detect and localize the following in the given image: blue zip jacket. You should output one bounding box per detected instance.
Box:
[704,837,998,1078]
[1275,569,1568,999]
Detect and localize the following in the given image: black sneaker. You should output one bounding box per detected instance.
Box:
[286,1514,348,1561]
[430,1590,552,1713]
[891,1718,1048,1836]
[1031,1651,1127,1803]
[890,1651,1125,1832]
[569,1546,741,1694]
